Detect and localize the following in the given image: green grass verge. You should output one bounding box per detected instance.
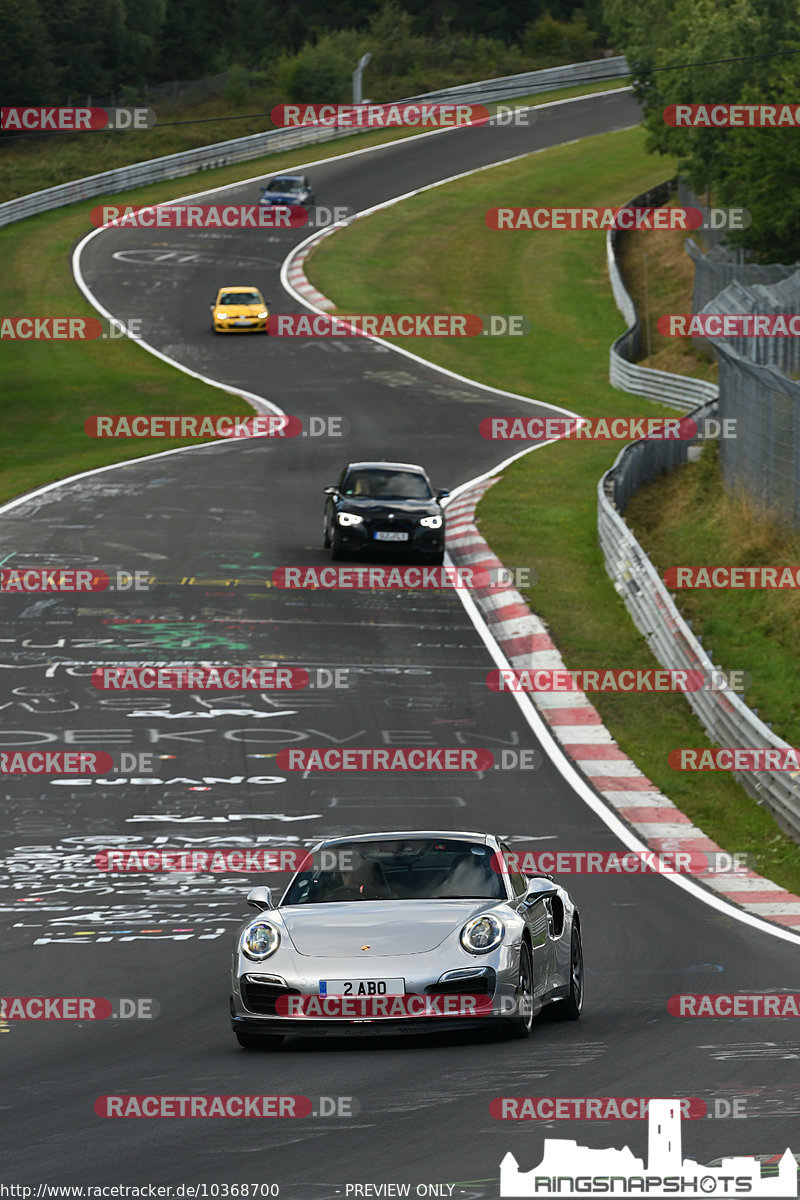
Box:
[306,122,800,893]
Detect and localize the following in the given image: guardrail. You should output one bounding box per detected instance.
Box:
[0,57,629,230]
[600,196,800,840]
[607,180,718,412]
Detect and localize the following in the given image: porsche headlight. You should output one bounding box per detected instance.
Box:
[216,311,228,320]
[337,512,363,526]
[242,922,280,961]
[460,914,504,954]
[420,515,442,529]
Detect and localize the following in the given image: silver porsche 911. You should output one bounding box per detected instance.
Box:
[229,831,583,1047]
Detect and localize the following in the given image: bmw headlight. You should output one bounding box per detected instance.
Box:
[460,914,504,954]
[257,311,268,319]
[216,311,227,320]
[420,515,442,529]
[337,512,363,526]
[242,921,280,961]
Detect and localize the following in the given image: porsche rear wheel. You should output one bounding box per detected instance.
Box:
[505,940,534,1038]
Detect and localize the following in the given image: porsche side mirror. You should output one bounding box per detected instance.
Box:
[247,886,274,911]
[524,877,558,901]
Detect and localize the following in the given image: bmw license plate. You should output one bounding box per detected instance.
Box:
[318,978,404,996]
[374,531,408,541]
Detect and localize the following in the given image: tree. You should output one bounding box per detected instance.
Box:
[606,0,800,261]
[0,0,53,104]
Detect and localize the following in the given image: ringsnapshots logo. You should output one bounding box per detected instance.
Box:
[499,1098,798,1197]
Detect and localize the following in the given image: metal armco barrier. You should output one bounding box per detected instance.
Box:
[601,216,800,839]
[607,181,718,412]
[0,57,629,229]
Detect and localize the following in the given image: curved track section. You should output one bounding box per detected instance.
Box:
[3,91,799,1191]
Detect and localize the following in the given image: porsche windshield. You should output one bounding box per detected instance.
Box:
[341,470,432,500]
[281,838,506,903]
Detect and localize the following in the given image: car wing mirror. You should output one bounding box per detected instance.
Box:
[247,886,274,911]
[436,488,451,500]
[324,485,337,495]
[524,876,558,901]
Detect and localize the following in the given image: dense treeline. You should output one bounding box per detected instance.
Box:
[0,0,608,103]
[603,0,800,261]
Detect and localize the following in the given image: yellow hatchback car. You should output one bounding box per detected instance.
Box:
[210,286,269,333]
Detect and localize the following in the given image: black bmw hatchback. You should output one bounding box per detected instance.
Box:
[323,462,449,564]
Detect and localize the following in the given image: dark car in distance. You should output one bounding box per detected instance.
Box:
[259,174,315,208]
[323,461,449,564]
